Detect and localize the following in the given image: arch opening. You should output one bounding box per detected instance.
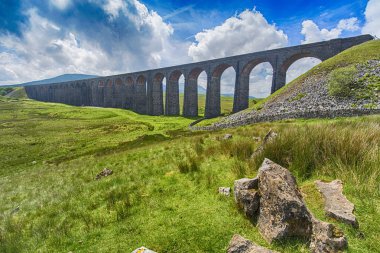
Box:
[234,60,274,112]
[220,66,236,115]
[151,72,165,115]
[185,67,206,117]
[97,80,105,107]
[135,75,147,114]
[206,64,236,118]
[125,76,134,109]
[286,57,322,83]
[113,78,124,108]
[248,62,273,99]
[166,70,183,116]
[104,79,113,108]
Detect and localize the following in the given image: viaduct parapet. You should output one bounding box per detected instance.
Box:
[25,35,373,118]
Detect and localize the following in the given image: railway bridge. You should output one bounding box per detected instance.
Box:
[25,34,373,118]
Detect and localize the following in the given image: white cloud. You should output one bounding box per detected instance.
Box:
[301,20,341,44]
[0,1,190,85]
[188,9,288,98]
[188,9,288,61]
[362,0,380,37]
[50,0,71,10]
[337,17,360,31]
[301,17,360,44]
[102,0,126,18]
[0,9,110,83]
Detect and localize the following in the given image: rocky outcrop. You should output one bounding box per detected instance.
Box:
[234,178,260,219]
[223,134,233,140]
[257,159,313,242]
[227,234,279,253]
[233,159,349,252]
[234,178,259,194]
[219,187,231,196]
[95,168,113,180]
[315,180,358,227]
[251,130,277,158]
[310,219,348,253]
[131,247,157,253]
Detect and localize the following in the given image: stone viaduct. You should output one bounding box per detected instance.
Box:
[25,35,373,118]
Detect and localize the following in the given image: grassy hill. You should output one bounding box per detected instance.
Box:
[0,74,98,87]
[255,39,380,110]
[0,94,379,252]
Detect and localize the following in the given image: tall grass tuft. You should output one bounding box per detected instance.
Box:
[105,186,132,220]
[231,158,249,178]
[252,121,380,194]
[177,151,200,174]
[219,139,255,160]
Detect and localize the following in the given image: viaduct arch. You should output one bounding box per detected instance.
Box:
[25,35,373,118]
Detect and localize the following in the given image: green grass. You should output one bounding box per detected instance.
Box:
[176,94,257,116]
[327,66,358,97]
[1,96,379,252]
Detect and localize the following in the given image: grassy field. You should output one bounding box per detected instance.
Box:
[1,95,379,253]
[174,94,258,116]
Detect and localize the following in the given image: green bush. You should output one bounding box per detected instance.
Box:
[327,66,358,97]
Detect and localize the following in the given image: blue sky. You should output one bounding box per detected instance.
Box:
[0,0,378,96]
[144,0,367,44]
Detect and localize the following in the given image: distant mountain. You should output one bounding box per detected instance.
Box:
[0,74,98,87]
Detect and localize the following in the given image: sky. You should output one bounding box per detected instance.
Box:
[0,0,379,97]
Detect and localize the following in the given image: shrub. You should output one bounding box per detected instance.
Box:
[328,66,358,97]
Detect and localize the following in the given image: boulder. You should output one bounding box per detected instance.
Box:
[252,137,261,142]
[234,178,259,194]
[257,159,313,243]
[95,168,113,180]
[223,134,233,140]
[227,234,279,253]
[234,178,260,219]
[262,130,278,144]
[131,247,157,253]
[315,180,358,227]
[235,189,260,219]
[219,187,231,196]
[251,130,277,158]
[310,219,347,253]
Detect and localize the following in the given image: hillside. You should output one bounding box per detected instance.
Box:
[4,87,27,99]
[1,93,379,252]
[199,40,380,129]
[0,74,98,87]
